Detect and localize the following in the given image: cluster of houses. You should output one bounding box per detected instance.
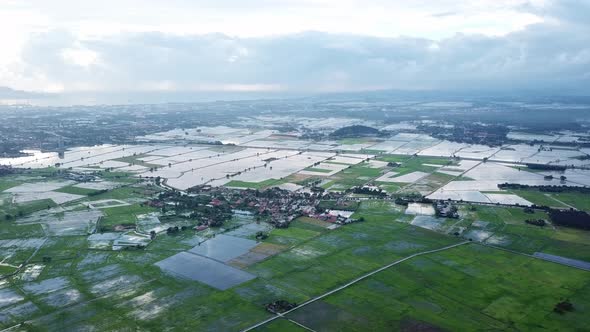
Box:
[0,165,14,176]
[216,187,322,228]
[149,185,362,230]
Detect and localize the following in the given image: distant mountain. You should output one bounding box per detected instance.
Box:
[0,87,49,99]
[330,125,380,138]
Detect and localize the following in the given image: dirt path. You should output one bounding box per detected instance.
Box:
[545,194,576,209]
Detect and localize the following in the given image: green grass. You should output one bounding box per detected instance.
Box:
[99,171,138,183]
[552,192,590,211]
[323,161,354,166]
[376,155,451,178]
[303,167,332,173]
[254,319,307,331]
[377,183,402,193]
[324,164,383,190]
[245,207,458,301]
[294,216,332,229]
[338,138,375,145]
[0,222,45,238]
[509,189,568,208]
[112,154,160,168]
[0,178,22,192]
[0,265,17,276]
[465,205,547,226]
[457,205,590,261]
[99,203,157,229]
[55,185,101,196]
[0,198,57,221]
[87,186,145,201]
[498,187,590,211]
[317,200,359,211]
[264,220,331,247]
[225,178,287,189]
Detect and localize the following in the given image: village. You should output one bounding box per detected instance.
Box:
[149,185,362,235]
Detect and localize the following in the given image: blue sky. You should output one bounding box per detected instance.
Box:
[0,0,589,97]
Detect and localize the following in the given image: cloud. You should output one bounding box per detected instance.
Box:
[13,21,590,96]
[1,0,589,100]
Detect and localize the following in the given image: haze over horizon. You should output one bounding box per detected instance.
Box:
[1,0,590,105]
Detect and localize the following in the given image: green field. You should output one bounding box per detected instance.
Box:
[303,167,332,173]
[510,189,568,208]
[0,178,22,192]
[0,198,57,222]
[322,163,383,190]
[0,222,45,238]
[458,205,590,261]
[99,203,157,230]
[225,178,287,189]
[112,154,161,168]
[338,138,376,145]
[2,165,590,332]
[1,198,589,331]
[321,155,453,192]
[55,185,102,196]
[281,244,590,331]
[552,192,590,211]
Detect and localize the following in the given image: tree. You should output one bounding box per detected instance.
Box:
[554,299,574,314]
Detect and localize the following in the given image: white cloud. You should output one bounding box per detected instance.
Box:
[61,48,99,67]
[0,0,589,98]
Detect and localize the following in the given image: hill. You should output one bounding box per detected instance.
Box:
[330,125,380,138]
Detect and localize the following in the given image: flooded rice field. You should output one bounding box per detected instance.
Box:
[156,252,256,290]
[188,234,257,262]
[405,203,436,216]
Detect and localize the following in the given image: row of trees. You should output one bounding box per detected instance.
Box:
[548,209,590,230]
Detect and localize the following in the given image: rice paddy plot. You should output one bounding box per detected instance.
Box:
[229,242,287,269]
[11,191,85,205]
[482,223,590,262]
[388,171,430,183]
[483,193,533,206]
[125,288,200,321]
[188,234,258,262]
[23,276,70,295]
[39,210,103,236]
[38,288,84,308]
[0,223,45,239]
[0,301,38,325]
[225,222,274,239]
[77,252,110,269]
[410,215,445,231]
[405,203,435,216]
[73,181,120,191]
[155,251,256,290]
[87,199,130,209]
[0,288,24,309]
[89,274,144,297]
[533,252,590,270]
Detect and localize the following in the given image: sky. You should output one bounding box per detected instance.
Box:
[0,0,589,103]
